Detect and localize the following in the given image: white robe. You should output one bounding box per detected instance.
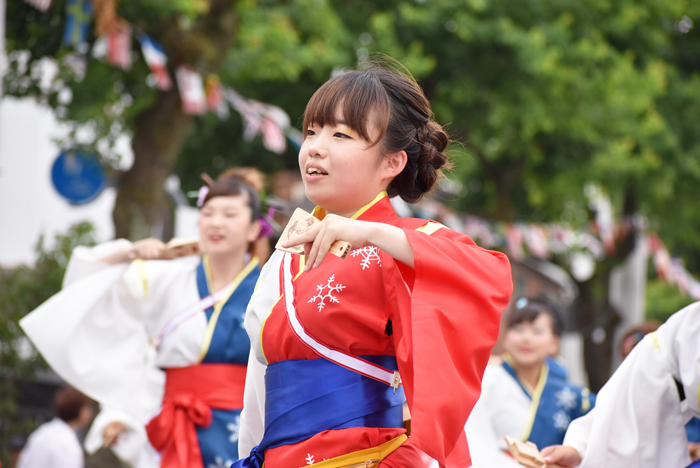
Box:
[16,418,84,468]
[563,302,700,468]
[239,250,283,457]
[20,240,209,468]
[464,365,529,468]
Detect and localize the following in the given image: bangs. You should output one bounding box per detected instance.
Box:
[303,71,391,145]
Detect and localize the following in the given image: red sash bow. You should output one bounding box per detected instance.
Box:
[146,363,246,468]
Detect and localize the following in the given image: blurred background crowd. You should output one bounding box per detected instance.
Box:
[1,0,699,466]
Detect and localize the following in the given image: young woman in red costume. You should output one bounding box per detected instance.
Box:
[237,63,513,468]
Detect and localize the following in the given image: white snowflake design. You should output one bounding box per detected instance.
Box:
[227,414,241,443]
[208,456,234,468]
[350,246,382,270]
[553,410,571,431]
[555,387,578,410]
[305,453,328,465]
[308,274,346,312]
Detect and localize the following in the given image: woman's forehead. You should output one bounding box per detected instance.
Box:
[202,194,249,209]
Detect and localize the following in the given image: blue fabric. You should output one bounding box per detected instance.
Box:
[688,459,700,468]
[192,260,258,465]
[502,359,596,448]
[233,356,405,468]
[196,409,242,467]
[687,418,700,443]
[196,260,259,364]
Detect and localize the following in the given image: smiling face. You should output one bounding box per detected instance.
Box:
[198,195,260,257]
[503,312,559,368]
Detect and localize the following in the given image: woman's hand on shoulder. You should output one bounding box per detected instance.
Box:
[282,215,375,271]
[282,215,414,270]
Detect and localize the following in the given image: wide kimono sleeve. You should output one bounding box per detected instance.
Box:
[563,302,700,468]
[20,240,165,468]
[389,224,512,468]
[239,251,284,457]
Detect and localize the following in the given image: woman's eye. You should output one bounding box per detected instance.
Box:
[334,132,350,138]
[305,129,316,136]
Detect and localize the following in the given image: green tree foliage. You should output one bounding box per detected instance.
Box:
[0,223,96,465]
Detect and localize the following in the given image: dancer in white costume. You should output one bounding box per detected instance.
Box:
[20,173,265,468]
[542,301,700,468]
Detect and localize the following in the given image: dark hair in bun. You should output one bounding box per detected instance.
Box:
[201,171,261,222]
[303,61,451,203]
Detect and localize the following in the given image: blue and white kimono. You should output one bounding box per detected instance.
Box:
[20,240,259,468]
[465,356,595,467]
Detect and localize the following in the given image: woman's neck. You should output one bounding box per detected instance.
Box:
[514,362,544,391]
[207,250,246,291]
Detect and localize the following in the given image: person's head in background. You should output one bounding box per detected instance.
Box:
[620,321,661,360]
[503,297,563,371]
[54,386,94,432]
[198,172,262,261]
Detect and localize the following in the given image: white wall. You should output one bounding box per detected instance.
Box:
[0,97,117,267]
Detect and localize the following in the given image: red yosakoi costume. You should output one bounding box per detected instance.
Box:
[239,192,512,468]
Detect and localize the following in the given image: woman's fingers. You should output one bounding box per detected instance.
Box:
[541,445,581,468]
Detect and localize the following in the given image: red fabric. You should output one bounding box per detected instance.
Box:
[390,225,512,467]
[146,364,246,468]
[261,196,512,468]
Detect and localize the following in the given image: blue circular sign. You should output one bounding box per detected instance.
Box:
[51,151,106,205]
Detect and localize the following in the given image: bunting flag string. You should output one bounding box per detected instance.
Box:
[106,21,132,70]
[138,35,172,90]
[24,0,299,153]
[406,197,700,301]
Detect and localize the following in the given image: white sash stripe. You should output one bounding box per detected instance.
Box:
[282,252,400,388]
[151,280,234,348]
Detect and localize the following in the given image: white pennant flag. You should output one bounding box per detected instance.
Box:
[176,67,206,115]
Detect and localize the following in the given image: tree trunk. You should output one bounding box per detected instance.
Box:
[113,87,193,240]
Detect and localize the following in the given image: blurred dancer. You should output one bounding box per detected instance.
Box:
[21,171,267,468]
[542,302,700,468]
[16,386,93,468]
[465,297,595,467]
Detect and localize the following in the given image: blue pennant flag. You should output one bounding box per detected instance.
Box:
[63,0,93,47]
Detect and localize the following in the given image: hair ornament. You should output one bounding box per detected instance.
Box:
[515,297,529,309]
[257,206,278,240]
[196,186,209,207]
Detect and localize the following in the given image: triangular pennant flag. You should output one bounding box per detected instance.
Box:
[205,75,226,117]
[107,22,132,70]
[24,0,52,11]
[63,0,93,46]
[261,117,287,154]
[139,35,172,90]
[175,66,207,115]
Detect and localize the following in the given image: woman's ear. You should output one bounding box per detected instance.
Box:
[382,150,408,181]
[247,220,262,243]
[550,335,560,357]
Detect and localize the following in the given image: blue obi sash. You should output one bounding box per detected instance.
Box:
[503,358,595,448]
[233,355,405,468]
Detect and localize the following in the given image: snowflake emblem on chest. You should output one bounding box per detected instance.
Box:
[555,387,578,410]
[351,246,382,270]
[227,414,240,443]
[308,274,346,312]
[553,410,571,431]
